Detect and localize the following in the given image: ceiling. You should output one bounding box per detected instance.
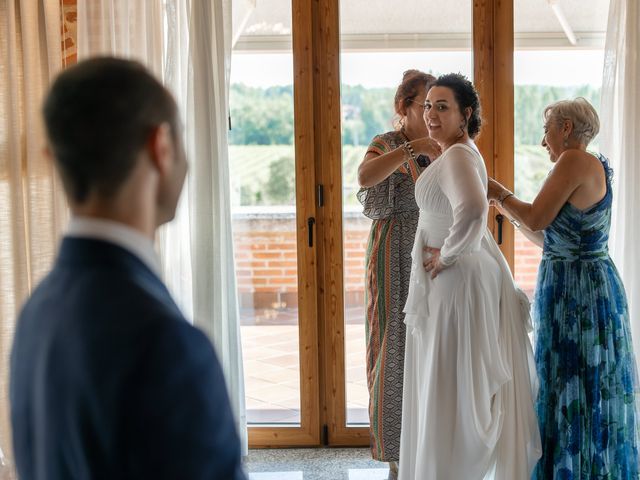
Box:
[233,0,610,50]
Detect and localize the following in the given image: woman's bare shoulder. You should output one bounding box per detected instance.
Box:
[555,149,602,175]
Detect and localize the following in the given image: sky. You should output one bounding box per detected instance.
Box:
[230,50,605,88]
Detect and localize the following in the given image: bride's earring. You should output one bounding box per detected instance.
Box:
[563,136,569,147]
[457,119,467,139]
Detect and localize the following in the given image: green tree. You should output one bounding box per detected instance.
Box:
[360,87,395,142]
[229,84,294,145]
[265,156,295,205]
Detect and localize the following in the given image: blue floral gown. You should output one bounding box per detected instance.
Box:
[532,155,640,479]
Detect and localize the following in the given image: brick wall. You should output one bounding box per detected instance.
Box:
[343,216,371,307]
[234,213,543,311]
[233,213,300,311]
[61,0,77,67]
[514,229,543,298]
[233,212,371,311]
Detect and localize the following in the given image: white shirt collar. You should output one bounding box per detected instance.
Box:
[65,216,162,277]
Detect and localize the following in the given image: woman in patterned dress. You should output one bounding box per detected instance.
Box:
[488,97,640,479]
[357,70,440,478]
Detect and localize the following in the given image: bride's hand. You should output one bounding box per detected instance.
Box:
[423,247,447,279]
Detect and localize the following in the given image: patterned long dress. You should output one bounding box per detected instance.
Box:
[532,155,640,479]
[358,130,428,461]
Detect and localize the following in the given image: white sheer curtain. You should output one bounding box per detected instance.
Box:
[0,1,66,476]
[77,0,247,453]
[600,0,640,366]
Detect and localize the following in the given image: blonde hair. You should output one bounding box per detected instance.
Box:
[543,97,600,146]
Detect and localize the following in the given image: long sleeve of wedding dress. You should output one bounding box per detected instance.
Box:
[438,144,489,265]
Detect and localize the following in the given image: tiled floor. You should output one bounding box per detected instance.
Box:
[241,307,370,425]
[245,448,390,480]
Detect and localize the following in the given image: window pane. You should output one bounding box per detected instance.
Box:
[514,0,609,298]
[231,1,300,425]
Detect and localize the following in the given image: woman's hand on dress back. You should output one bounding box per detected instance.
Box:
[412,137,442,161]
[487,178,507,203]
[423,246,447,279]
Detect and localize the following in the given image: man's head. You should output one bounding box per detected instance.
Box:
[43,57,187,226]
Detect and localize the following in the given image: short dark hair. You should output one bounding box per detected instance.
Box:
[430,73,482,138]
[43,57,178,202]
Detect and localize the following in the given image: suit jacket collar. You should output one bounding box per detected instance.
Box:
[56,237,164,288]
[66,217,161,277]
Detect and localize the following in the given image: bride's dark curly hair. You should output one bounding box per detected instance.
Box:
[429,73,482,139]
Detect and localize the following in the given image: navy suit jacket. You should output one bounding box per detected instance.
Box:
[10,237,246,480]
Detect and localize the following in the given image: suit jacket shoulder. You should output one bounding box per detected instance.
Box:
[10,238,246,480]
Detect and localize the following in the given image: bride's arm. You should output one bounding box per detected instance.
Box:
[439,145,488,266]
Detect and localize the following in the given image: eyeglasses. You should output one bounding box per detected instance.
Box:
[407,98,428,110]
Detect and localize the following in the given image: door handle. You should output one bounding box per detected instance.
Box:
[496,214,504,245]
[308,217,315,247]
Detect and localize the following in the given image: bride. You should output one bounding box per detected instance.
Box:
[398,73,541,480]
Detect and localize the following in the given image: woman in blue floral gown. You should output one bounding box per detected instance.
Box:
[488,97,640,479]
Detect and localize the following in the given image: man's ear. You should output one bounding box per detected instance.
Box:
[464,106,472,121]
[147,122,174,175]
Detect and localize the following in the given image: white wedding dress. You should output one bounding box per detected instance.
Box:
[398,143,541,480]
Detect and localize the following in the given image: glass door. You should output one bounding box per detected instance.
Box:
[230,0,320,446]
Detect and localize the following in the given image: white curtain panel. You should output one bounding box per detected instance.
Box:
[184,0,248,455]
[600,0,640,368]
[77,0,164,75]
[77,0,247,453]
[0,0,66,476]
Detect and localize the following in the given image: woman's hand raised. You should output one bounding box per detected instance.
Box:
[411,137,442,161]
